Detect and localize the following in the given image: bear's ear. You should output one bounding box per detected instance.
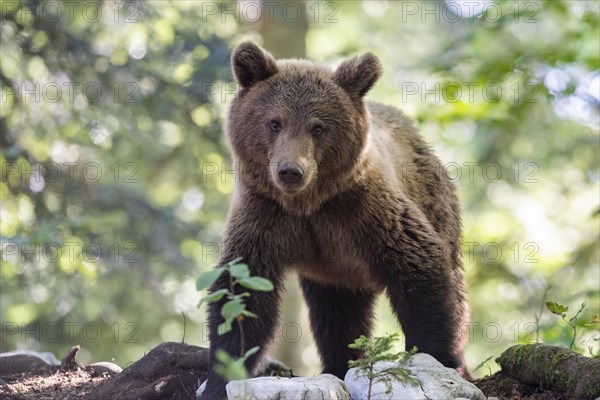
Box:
[333,52,382,98]
[232,42,278,89]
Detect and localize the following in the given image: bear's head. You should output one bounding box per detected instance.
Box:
[228,42,382,215]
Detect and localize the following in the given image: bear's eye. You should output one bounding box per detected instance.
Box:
[312,126,323,137]
[270,120,281,132]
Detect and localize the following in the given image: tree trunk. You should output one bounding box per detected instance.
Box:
[258,0,307,59]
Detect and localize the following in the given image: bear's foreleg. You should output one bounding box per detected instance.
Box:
[377,203,469,377]
[299,277,376,379]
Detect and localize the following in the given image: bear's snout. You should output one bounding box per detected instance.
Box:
[278,163,304,186]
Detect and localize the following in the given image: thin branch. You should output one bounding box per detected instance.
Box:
[534,285,551,343]
[181,311,187,343]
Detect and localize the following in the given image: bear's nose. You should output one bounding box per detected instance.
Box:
[278,163,304,185]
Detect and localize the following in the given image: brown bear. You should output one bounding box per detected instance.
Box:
[200,42,470,399]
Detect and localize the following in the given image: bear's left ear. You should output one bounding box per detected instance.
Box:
[232,41,279,89]
[333,52,382,98]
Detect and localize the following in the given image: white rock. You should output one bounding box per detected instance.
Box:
[345,353,485,400]
[226,374,349,400]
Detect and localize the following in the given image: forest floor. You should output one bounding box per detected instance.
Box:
[0,366,567,400]
[0,366,104,400]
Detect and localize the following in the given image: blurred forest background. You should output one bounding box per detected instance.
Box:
[1,0,598,378]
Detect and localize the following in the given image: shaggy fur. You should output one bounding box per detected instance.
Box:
[200,42,470,399]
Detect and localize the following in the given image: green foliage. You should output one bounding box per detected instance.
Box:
[546,302,570,316]
[546,301,588,350]
[197,259,273,382]
[197,259,273,336]
[196,267,226,292]
[236,277,274,292]
[214,346,260,382]
[1,0,235,364]
[473,355,494,376]
[348,334,419,399]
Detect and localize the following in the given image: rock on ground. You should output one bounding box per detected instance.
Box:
[345,353,485,400]
[88,362,123,377]
[197,374,349,400]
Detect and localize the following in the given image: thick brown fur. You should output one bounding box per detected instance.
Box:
[200,42,470,399]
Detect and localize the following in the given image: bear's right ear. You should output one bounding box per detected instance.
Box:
[232,42,278,89]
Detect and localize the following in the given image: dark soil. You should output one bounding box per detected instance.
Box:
[0,366,107,399]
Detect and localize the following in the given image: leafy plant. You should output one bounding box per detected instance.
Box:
[197,258,274,380]
[214,346,260,381]
[546,301,586,349]
[348,333,419,399]
[473,355,494,376]
[197,258,273,352]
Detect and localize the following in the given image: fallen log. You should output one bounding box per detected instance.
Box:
[496,343,600,400]
[88,342,209,400]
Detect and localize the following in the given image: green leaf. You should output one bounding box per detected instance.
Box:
[196,267,225,291]
[237,277,274,291]
[546,301,568,316]
[243,346,260,359]
[241,310,258,318]
[215,349,230,363]
[221,299,246,321]
[214,349,249,381]
[229,263,250,279]
[474,355,494,371]
[348,335,370,350]
[198,288,229,306]
[218,320,232,335]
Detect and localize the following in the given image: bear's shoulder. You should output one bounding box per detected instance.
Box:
[366,101,433,156]
[367,101,416,136]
